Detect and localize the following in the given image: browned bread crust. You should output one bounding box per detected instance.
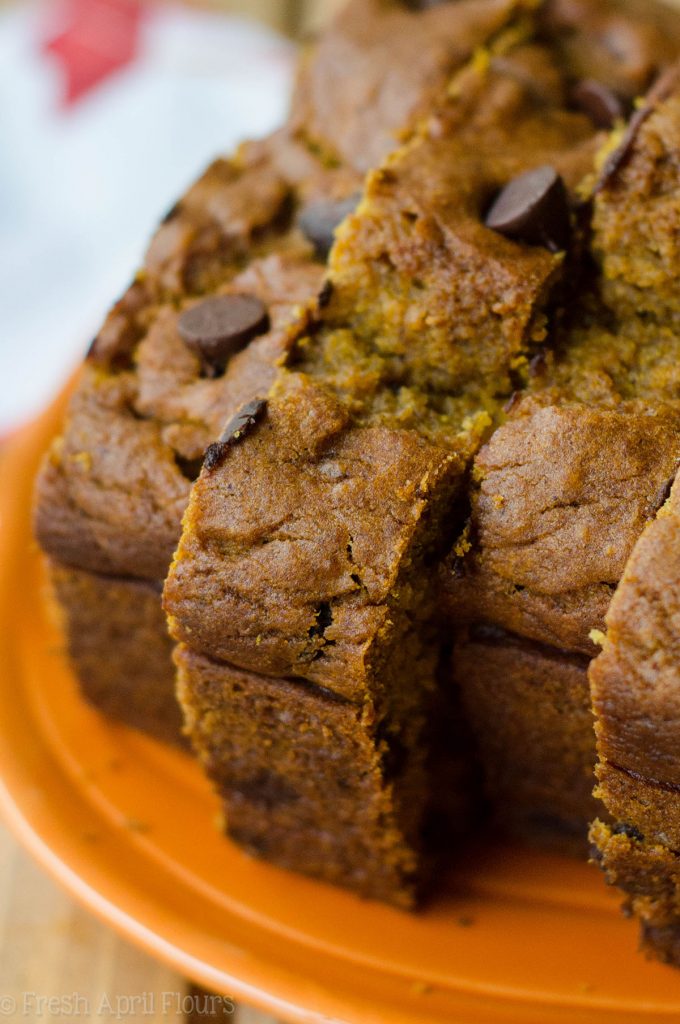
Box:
[444,403,680,655]
[176,643,433,907]
[35,252,323,580]
[50,563,182,745]
[593,478,680,796]
[291,0,532,173]
[437,55,680,955]
[453,626,599,847]
[590,819,680,965]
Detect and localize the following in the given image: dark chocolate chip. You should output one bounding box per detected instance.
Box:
[595,106,651,192]
[571,79,628,129]
[219,397,267,443]
[595,67,680,193]
[178,294,269,370]
[318,279,333,308]
[202,398,267,472]
[485,166,571,253]
[202,444,228,473]
[297,193,360,260]
[612,822,645,842]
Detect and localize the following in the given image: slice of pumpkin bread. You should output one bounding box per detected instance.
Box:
[453,625,600,848]
[590,820,680,967]
[165,42,598,902]
[590,478,680,964]
[569,72,680,964]
[444,401,680,657]
[50,565,180,745]
[441,66,680,851]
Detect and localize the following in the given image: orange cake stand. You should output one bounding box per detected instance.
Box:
[2,387,680,1024]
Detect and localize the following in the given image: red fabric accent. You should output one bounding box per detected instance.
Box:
[42,0,145,106]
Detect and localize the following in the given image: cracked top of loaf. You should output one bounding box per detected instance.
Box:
[35,0,551,583]
[163,33,613,697]
[444,67,680,654]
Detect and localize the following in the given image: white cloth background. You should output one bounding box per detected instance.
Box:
[0,1,295,433]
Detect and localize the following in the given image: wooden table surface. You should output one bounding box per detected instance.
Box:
[0,817,280,1022]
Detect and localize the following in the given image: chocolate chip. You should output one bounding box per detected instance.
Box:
[178,294,269,370]
[571,79,628,129]
[595,67,680,193]
[646,65,680,106]
[203,445,224,473]
[612,822,645,842]
[297,193,360,260]
[203,398,267,472]
[595,107,651,192]
[221,397,267,441]
[485,166,570,253]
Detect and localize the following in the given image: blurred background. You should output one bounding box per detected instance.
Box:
[0,0,343,434]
